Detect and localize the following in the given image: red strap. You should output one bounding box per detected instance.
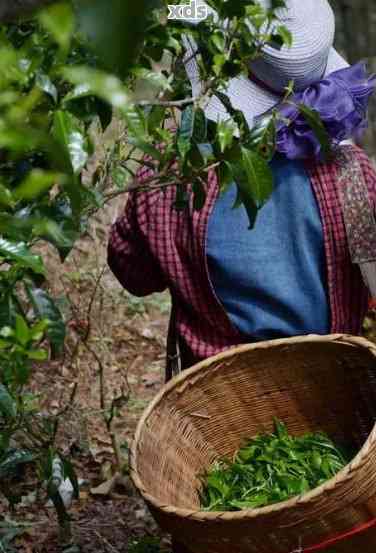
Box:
[248,71,284,97]
[289,517,376,552]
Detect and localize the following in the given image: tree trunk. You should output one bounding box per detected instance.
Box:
[0,0,57,22]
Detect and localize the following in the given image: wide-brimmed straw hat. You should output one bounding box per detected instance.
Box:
[183,0,349,128]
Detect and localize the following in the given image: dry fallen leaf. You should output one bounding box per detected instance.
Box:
[90,474,119,496]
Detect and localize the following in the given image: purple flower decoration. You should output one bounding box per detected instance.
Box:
[276,63,376,160]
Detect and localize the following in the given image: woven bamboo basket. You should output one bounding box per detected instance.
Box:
[130,334,376,553]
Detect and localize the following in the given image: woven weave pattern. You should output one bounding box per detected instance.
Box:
[131,335,376,553]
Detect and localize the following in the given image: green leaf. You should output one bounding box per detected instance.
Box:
[123,105,147,140]
[0,449,33,477]
[63,67,129,109]
[237,191,257,227]
[211,31,226,52]
[127,138,163,161]
[0,212,32,242]
[0,126,43,153]
[62,83,92,104]
[0,238,45,275]
[198,143,215,164]
[0,384,16,419]
[271,0,287,8]
[35,73,58,103]
[33,199,81,259]
[64,69,143,136]
[111,166,131,190]
[39,2,75,51]
[276,25,293,48]
[0,182,14,208]
[312,451,323,471]
[30,319,49,341]
[214,90,250,136]
[15,314,30,347]
[0,211,76,258]
[177,105,194,160]
[14,170,62,201]
[26,348,48,361]
[246,4,267,28]
[0,327,14,339]
[146,105,166,134]
[53,111,89,175]
[240,147,274,209]
[32,218,75,250]
[0,293,18,329]
[217,120,236,153]
[25,286,65,356]
[226,157,257,225]
[213,54,226,76]
[273,418,287,438]
[224,145,273,228]
[132,68,172,93]
[62,457,80,499]
[74,0,155,77]
[298,104,332,160]
[187,144,205,171]
[95,99,114,130]
[218,162,233,195]
[192,109,207,144]
[245,113,276,160]
[63,89,110,127]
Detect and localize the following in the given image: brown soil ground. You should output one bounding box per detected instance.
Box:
[0,196,171,552]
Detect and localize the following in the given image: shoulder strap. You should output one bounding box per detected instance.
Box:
[335,147,376,297]
[165,303,182,382]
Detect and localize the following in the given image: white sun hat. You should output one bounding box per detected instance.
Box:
[183,0,349,128]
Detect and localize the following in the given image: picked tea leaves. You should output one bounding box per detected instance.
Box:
[200,419,350,511]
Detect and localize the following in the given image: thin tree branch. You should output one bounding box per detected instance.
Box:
[136,96,196,108]
[51,382,78,444]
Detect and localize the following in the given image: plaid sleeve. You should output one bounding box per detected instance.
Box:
[107,187,167,297]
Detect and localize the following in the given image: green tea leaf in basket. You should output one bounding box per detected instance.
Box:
[200,419,350,512]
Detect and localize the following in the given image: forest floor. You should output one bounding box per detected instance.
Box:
[0,194,172,553]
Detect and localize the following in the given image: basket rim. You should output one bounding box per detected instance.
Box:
[130,333,376,521]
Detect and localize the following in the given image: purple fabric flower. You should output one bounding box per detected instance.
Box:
[275,63,376,160]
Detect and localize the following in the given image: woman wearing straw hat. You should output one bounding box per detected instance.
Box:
[109,0,376,549]
[108,0,376,397]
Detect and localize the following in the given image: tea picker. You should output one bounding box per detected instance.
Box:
[108,0,376,551]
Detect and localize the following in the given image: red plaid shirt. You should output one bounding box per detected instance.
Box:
[108,145,376,360]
